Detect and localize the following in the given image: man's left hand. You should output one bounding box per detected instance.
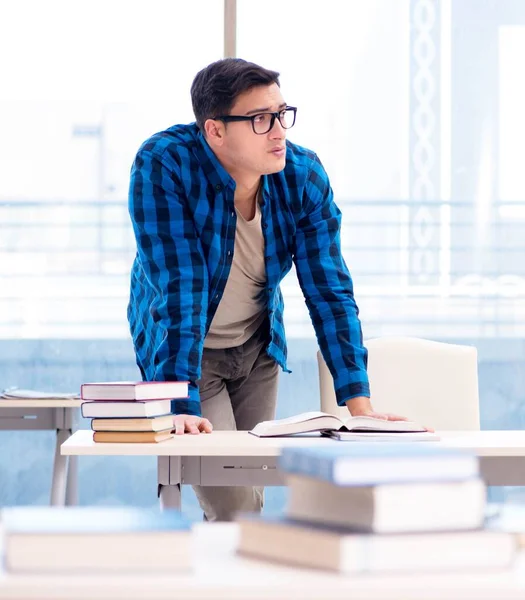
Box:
[345,396,434,432]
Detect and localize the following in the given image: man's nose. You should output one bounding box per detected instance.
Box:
[269,115,285,138]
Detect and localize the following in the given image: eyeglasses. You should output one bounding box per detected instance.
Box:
[214,106,297,135]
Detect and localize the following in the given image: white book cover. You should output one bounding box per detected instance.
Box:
[80,380,188,401]
[81,399,173,418]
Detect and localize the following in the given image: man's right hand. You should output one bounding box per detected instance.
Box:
[172,414,213,435]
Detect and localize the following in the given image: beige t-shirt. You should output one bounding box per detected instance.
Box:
[204,197,267,349]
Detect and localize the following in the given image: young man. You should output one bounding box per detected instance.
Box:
[127,58,408,521]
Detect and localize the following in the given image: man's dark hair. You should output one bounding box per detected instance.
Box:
[191,58,280,131]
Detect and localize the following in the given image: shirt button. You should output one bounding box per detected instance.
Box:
[227,250,232,257]
[215,184,223,191]
[262,223,268,229]
[268,288,273,294]
[231,211,235,218]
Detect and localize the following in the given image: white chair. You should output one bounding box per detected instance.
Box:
[317,336,480,430]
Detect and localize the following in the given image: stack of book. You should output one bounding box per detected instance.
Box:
[2,506,191,573]
[236,444,517,574]
[81,380,188,443]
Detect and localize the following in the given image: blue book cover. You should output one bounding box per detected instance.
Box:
[2,507,190,535]
[278,444,478,485]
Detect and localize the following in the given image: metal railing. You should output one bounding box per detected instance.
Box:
[1,199,525,339]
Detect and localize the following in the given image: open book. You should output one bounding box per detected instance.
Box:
[0,388,80,400]
[249,411,438,441]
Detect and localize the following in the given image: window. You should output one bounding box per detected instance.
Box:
[0,0,223,339]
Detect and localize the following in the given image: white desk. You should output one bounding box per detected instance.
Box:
[62,430,525,510]
[0,399,82,506]
[0,523,524,599]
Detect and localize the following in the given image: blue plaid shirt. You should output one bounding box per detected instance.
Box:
[127,123,369,416]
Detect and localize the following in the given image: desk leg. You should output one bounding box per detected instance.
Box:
[64,407,78,505]
[158,456,182,510]
[51,428,71,506]
[480,457,525,486]
[158,483,182,510]
[66,455,78,505]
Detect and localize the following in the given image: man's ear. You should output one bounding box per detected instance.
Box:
[204,118,225,147]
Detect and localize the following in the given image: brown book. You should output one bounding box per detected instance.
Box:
[3,507,190,573]
[91,415,174,432]
[237,516,516,573]
[93,429,173,443]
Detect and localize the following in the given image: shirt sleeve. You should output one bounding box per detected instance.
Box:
[129,148,207,416]
[292,153,370,406]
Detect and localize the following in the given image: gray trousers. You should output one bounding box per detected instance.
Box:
[193,321,279,521]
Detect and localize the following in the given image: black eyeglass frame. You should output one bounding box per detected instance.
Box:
[213,106,297,134]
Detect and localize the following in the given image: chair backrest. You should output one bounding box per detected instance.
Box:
[317,336,480,430]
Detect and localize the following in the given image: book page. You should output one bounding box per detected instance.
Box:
[258,411,343,427]
[343,416,425,432]
[250,411,344,436]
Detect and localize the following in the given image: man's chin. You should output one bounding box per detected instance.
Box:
[263,157,286,175]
